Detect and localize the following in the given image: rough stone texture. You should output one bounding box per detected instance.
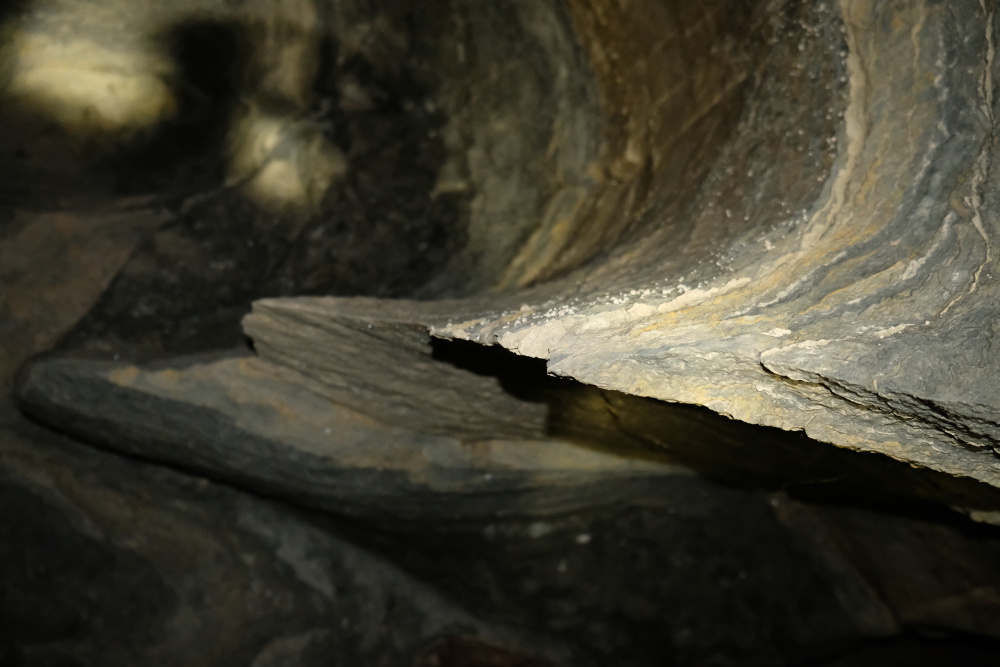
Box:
[773,496,1000,642]
[15,344,1000,662]
[13,359,1000,664]
[420,0,1000,492]
[236,294,1000,523]
[231,0,1000,496]
[360,491,866,666]
[15,352,682,523]
[17,368,1000,665]
[0,404,574,667]
[6,0,1000,664]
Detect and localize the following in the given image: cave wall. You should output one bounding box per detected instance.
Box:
[4,0,1000,665]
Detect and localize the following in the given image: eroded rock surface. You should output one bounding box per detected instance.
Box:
[0,404,575,666]
[426,0,1000,490]
[5,0,1000,664]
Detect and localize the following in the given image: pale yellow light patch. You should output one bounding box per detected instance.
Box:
[228,106,346,212]
[962,509,1000,527]
[228,111,289,179]
[874,323,913,339]
[6,32,177,137]
[251,160,307,205]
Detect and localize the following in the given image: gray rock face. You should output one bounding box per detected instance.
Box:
[15,352,683,523]
[12,0,997,491]
[15,344,1000,662]
[0,405,575,666]
[421,0,1000,490]
[238,0,1000,494]
[6,0,1000,664]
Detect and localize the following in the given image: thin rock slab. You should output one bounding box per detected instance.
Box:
[0,406,575,667]
[14,350,1000,661]
[240,294,1000,524]
[15,351,682,524]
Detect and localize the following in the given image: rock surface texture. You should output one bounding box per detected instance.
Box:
[203,0,1000,515]
[5,0,1000,665]
[425,0,1000,491]
[0,404,577,666]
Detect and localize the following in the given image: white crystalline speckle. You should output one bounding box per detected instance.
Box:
[656,277,751,314]
[874,324,912,339]
[764,328,792,337]
[543,305,577,318]
[789,339,832,350]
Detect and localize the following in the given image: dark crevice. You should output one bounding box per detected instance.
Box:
[428,337,1000,529]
